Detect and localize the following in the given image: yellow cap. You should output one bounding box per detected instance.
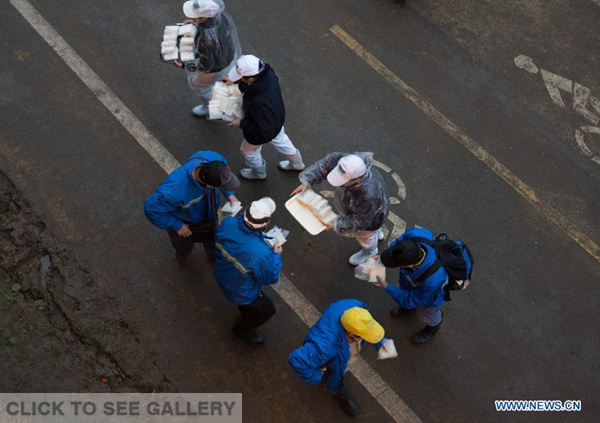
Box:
[340,307,384,344]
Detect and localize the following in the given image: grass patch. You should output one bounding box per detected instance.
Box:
[0,284,23,308]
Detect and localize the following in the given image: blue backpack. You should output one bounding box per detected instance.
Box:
[412,234,474,301]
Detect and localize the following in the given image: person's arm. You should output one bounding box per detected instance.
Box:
[333,214,364,234]
[370,337,387,350]
[289,343,328,385]
[219,188,237,204]
[298,152,345,187]
[385,283,438,310]
[252,252,283,286]
[144,192,185,232]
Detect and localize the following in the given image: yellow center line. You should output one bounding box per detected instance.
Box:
[330,24,600,265]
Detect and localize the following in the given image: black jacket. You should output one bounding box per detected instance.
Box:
[238,65,286,145]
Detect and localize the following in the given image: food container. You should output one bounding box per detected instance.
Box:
[160,24,197,64]
[285,190,337,235]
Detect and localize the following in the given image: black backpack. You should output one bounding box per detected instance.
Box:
[412,234,474,301]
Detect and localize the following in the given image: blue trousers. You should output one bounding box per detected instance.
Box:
[417,306,443,327]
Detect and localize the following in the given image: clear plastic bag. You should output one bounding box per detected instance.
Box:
[265,226,290,249]
[207,81,243,122]
[377,339,398,360]
[354,256,386,283]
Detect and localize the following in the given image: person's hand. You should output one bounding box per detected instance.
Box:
[320,367,327,376]
[290,183,309,197]
[324,220,336,231]
[373,275,388,289]
[177,223,192,238]
[227,195,239,204]
[172,59,184,69]
[273,244,283,254]
[221,76,235,86]
[183,19,196,25]
[227,114,241,128]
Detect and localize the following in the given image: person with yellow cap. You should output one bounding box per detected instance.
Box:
[288,299,391,417]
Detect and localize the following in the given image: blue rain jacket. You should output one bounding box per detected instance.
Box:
[288,299,384,394]
[144,151,234,232]
[385,227,448,309]
[213,216,282,305]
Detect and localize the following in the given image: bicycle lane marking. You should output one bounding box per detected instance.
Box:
[9,1,420,421]
[330,24,600,265]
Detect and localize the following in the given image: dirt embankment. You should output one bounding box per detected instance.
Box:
[0,171,175,393]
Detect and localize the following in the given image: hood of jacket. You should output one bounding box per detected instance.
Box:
[238,64,275,95]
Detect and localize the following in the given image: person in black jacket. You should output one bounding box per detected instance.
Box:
[223,55,305,180]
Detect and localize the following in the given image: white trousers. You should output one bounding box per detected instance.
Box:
[240,126,298,168]
[354,229,381,252]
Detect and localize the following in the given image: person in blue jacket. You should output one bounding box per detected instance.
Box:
[213,197,282,345]
[374,227,449,344]
[289,299,389,417]
[144,150,239,262]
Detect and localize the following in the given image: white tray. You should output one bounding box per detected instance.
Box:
[285,195,327,236]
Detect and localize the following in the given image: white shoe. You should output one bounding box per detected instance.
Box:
[278,160,305,171]
[192,104,208,117]
[348,248,378,266]
[278,150,305,171]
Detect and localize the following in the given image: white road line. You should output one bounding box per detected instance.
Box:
[9,0,179,175]
[274,276,421,423]
[10,1,420,421]
[331,24,600,265]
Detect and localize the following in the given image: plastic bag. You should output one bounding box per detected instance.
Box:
[354,256,386,282]
[298,152,390,234]
[207,81,243,122]
[377,339,398,360]
[265,226,290,249]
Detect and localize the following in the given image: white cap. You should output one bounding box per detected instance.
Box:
[183,0,222,18]
[327,155,368,187]
[244,197,276,229]
[227,55,264,82]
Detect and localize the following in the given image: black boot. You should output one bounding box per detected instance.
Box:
[335,390,361,417]
[232,328,265,346]
[390,306,411,317]
[411,322,441,344]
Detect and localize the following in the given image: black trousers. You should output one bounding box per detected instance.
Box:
[233,291,276,334]
[167,229,216,258]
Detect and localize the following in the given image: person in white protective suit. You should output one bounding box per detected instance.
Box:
[174,0,241,116]
[291,152,390,266]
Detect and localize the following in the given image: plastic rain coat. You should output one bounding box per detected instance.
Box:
[299,152,390,234]
[184,1,241,101]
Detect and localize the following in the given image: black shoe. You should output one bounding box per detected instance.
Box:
[390,306,411,317]
[411,323,441,344]
[335,391,361,417]
[176,253,189,263]
[232,328,265,346]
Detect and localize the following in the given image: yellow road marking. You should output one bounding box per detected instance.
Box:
[330,24,600,265]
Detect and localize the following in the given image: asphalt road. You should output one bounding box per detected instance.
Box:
[1,0,599,422]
